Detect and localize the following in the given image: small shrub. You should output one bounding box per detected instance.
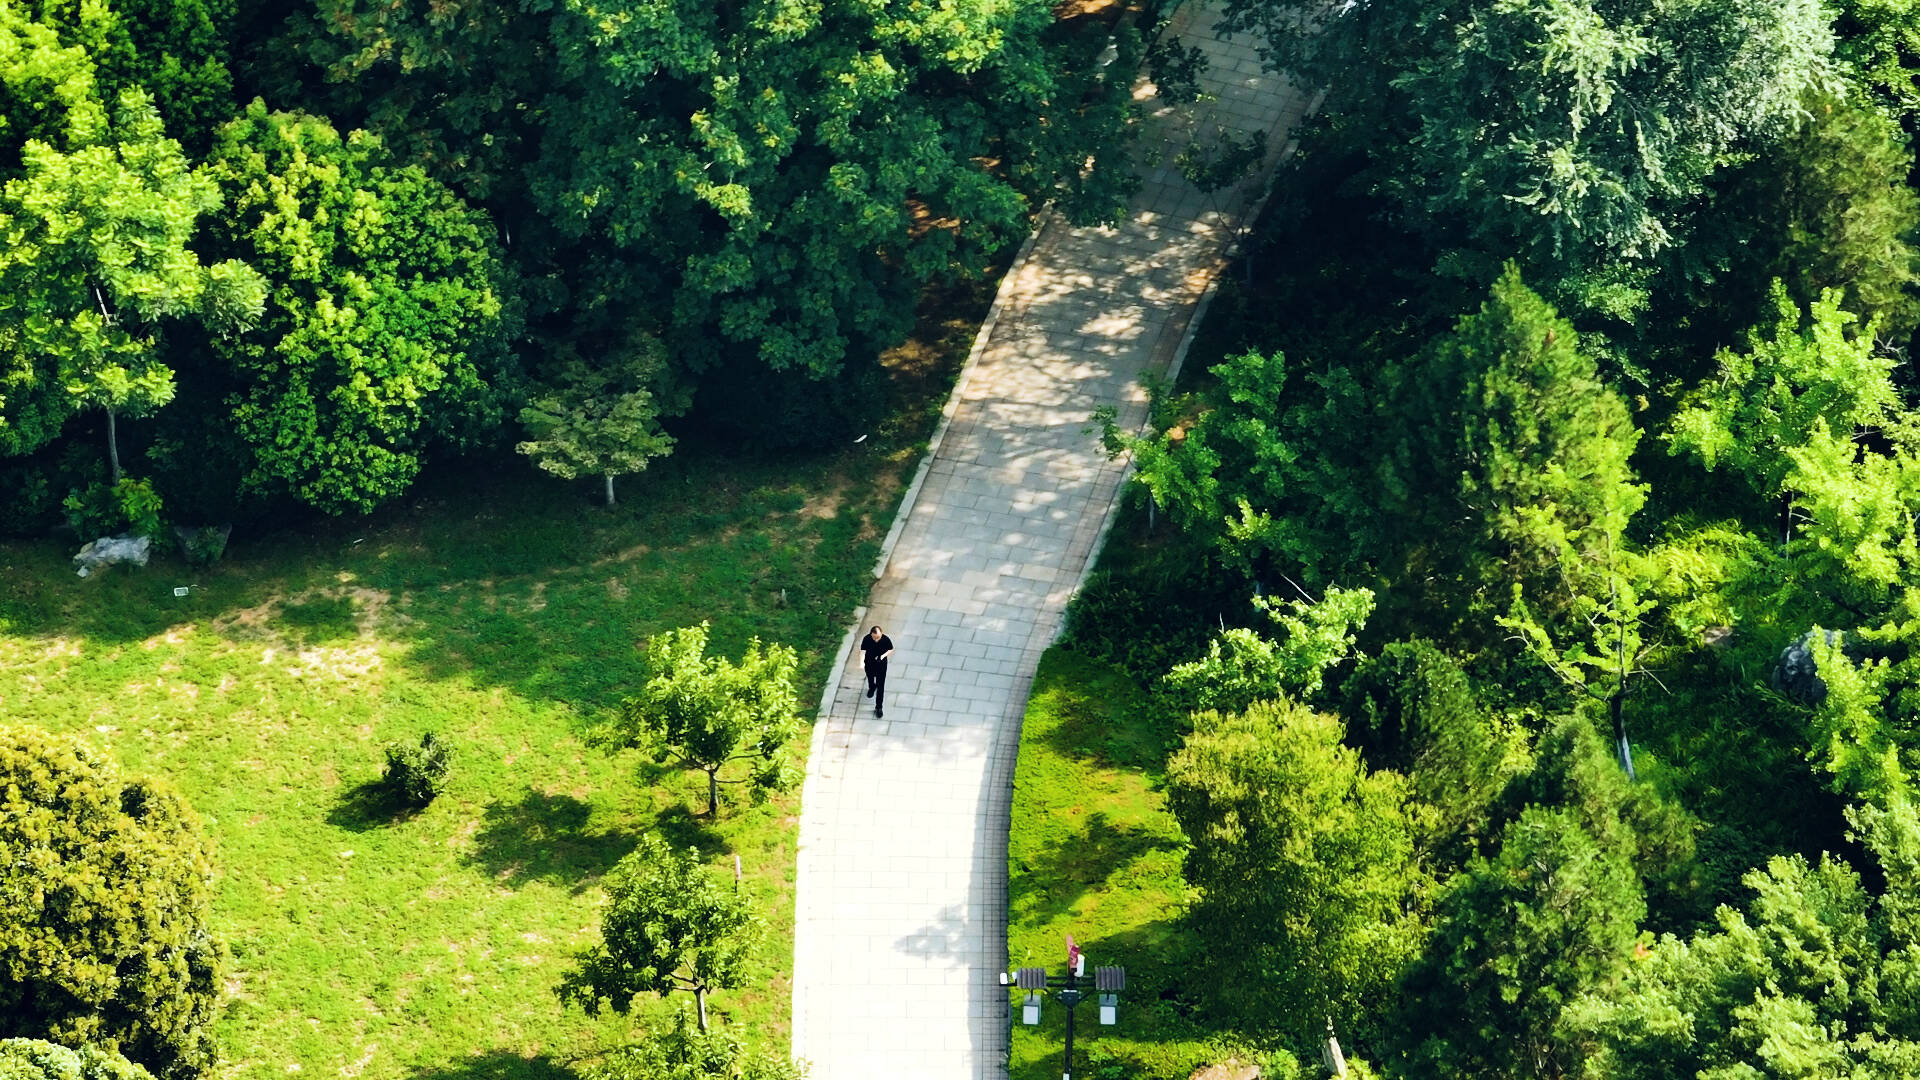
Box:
[382,733,452,809]
[62,478,166,542]
[174,525,231,568]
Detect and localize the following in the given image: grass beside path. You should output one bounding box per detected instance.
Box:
[0,281,992,1080]
[1007,649,1228,1080]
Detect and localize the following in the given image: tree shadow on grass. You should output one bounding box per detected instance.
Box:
[409,1050,582,1080]
[325,778,422,832]
[464,789,639,890]
[1009,810,1184,930]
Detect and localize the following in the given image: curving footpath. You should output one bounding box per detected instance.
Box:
[790,5,1313,1076]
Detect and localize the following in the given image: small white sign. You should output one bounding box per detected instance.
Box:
[173,586,190,597]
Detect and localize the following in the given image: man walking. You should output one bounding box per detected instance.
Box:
[860,625,893,719]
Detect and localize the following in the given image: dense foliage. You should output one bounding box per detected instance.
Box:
[0,0,1140,528]
[1054,0,1920,1074]
[0,729,223,1080]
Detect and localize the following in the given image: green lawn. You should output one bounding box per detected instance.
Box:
[1007,649,1251,1080]
[0,284,991,1080]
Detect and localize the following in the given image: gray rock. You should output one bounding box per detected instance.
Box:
[1774,629,1842,705]
[73,534,151,577]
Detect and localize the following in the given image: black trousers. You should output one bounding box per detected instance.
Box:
[865,662,887,710]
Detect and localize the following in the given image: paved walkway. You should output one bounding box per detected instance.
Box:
[789,5,1312,1076]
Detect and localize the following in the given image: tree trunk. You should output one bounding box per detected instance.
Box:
[707,769,719,816]
[604,473,616,507]
[694,985,709,1033]
[107,408,121,485]
[1610,689,1636,782]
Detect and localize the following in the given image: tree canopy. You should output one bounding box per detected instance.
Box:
[0,728,224,1080]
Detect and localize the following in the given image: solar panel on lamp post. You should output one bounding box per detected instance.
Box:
[998,934,1125,1080]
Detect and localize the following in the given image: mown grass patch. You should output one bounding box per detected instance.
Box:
[0,276,995,1080]
[1007,649,1233,1080]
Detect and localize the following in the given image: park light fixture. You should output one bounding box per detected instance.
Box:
[1000,935,1125,1080]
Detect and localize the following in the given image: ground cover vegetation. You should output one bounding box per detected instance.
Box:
[0,254,990,1080]
[1013,0,1920,1075]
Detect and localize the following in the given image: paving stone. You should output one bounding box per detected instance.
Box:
[790,5,1302,1077]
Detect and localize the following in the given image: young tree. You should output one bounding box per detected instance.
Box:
[1166,699,1428,1044]
[0,729,224,1080]
[557,834,762,1034]
[1162,585,1374,714]
[516,354,674,508]
[199,101,520,515]
[607,624,802,817]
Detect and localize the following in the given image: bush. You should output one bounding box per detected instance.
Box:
[0,1039,156,1080]
[382,733,452,808]
[61,479,165,542]
[0,729,224,1080]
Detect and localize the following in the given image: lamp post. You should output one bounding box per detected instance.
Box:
[1001,936,1125,1080]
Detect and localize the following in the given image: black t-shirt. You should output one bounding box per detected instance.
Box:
[860,634,894,669]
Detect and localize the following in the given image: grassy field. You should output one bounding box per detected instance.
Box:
[1007,649,1253,1080]
[0,285,990,1080]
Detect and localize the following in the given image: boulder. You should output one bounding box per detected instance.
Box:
[1773,628,1842,706]
[73,534,150,577]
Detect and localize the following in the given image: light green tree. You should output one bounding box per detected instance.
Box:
[199,101,519,514]
[604,623,802,817]
[1163,585,1374,713]
[0,11,261,474]
[586,1009,803,1080]
[0,729,224,1080]
[517,353,674,508]
[557,834,762,1034]
[0,1040,156,1080]
[1167,699,1427,1044]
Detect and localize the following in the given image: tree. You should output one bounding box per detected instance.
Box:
[272,0,1142,429]
[1831,0,1920,130]
[1341,640,1517,868]
[1722,94,1920,340]
[517,354,674,507]
[0,728,224,1080]
[586,1009,803,1080]
[1163,586,1374,714]
[557,834,762,1034]
[198,101,520,514]
[1393,805,1645,1080]
[0,1040,155,1080]
[607,624,802,817]
[0,11,261,472]
[1218,0,1833,317]
[1166,699,1427,1044]
[1567,800,1920,1078]
[17,0,237,147]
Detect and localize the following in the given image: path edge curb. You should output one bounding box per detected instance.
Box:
[790,602,869,1068]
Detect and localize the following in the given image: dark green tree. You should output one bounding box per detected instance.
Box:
[271,0,1141,418]
[1218,0,1833,318]
[557,834,762,1034]
[0,729,224,1080]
